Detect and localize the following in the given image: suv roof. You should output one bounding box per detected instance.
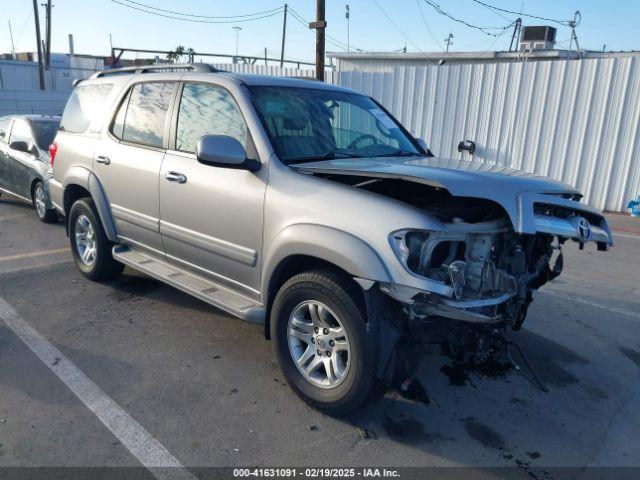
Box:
[86,63,359,95]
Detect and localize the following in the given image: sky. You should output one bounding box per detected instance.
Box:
[1,0,638,65]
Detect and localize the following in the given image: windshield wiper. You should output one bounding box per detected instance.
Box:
[373,148,422,158]
[288,152,360,164]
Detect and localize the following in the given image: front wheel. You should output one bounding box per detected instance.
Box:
[68,198,124,281]
[271,270,377,416]
[33,181,58,223]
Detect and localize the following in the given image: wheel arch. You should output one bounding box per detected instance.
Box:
[261,224,392,339]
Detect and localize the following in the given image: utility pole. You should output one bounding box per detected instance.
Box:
[309,0,326,81]
[8,20,16,59]
[345,4,350,52]
[233,26,242,58]
[32,0,45,90]
[509,18,522,52]
[264,47,268,66]
[280,4,288,68]
[444,31,454,53]
[42,1,52,69]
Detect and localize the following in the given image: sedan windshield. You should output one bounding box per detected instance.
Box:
[249,86,422,164]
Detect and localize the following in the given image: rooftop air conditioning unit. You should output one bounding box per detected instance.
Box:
[519,26,557,51]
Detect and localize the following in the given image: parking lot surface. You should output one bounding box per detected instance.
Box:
[1,194,639,475]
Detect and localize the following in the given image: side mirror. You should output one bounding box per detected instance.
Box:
[196,135,260,172]
[9,140,30,154]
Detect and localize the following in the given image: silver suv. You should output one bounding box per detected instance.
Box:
[50,64,613,415]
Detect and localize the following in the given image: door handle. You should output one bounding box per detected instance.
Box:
[96,155,111,165]
[164,171,187,184]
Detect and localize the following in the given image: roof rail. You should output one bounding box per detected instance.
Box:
[91,63,221,79]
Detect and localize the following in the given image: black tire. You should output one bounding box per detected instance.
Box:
[33,181,58,223]
[271,270,377,416]
[68,198,124,282]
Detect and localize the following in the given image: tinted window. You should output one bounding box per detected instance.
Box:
[9,119,32,146]
[113,82,175,148]
[176,83,247,153]
[0,117,10,143]
[60,84,113,134]
[32,120,60,149]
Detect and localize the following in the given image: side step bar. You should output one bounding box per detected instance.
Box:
[112,245,265,324]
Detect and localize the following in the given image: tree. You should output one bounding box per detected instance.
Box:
[167,45,186,63]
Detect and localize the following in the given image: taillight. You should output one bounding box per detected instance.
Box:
[49,142,58,167]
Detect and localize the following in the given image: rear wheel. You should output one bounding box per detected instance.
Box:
[33,181,57,223]
[69,198,123,281]
[271,270,377,416]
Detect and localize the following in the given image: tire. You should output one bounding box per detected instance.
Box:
[271,270,377,416]
[68,198,124,281]
[33,181,58,223]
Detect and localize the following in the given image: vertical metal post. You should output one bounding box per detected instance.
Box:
[264,47,268,66]
[44,1,52,69]
[315,0,326,81]
[280,4,288,68]
[345,4,350,52]
[8,20,16,59]
[32,0,45,90]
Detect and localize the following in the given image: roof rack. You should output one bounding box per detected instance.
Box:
[91,63,221,79]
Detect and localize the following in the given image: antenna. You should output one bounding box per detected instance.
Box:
[567,10,582,58]
[445,31,454,52]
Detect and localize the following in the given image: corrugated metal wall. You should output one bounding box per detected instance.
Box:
[337,58,640,212]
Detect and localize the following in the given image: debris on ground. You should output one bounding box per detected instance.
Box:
[307,424,318,431]
[357,427,377,440]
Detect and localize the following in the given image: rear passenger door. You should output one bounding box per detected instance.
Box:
[94,81,177,255]
[159,82,266,296]
[5,118,37,198]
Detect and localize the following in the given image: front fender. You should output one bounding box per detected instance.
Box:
[261,223,392,296]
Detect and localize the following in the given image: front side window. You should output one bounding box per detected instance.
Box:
[60,83,113,134]
[176,83,248,153]
[249,86,420,164]
[112,82,175,148]
[9,119,33,146]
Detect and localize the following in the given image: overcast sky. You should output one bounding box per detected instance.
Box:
[2,0,638,64]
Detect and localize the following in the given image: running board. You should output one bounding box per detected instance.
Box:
[112,245,265,324]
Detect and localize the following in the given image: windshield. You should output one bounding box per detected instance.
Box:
[32,120,60,149]
[250,86,422,164]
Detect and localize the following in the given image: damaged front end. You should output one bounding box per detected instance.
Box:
[385,216,563,330]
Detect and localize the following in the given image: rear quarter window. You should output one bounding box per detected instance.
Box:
[60,83,113,134]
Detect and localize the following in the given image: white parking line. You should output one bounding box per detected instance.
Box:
[541,290,640,319]
[0,296,197,480]
[0,248,69,262]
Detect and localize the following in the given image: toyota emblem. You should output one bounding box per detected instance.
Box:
[577,218,591,240]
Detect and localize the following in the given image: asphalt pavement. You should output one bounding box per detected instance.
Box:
[1,192,639,477]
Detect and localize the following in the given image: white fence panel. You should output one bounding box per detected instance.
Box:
[337,59,640,212]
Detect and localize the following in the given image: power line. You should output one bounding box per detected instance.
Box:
[372,0,441,65]
[415,0,445,51]
[110,0,284,24]
[115,0,284,20]
[287,6,363,52]
[470,0,570,26]
[421,0,515,36]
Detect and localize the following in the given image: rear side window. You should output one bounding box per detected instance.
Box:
[0,117,10,143]
[60,83,113,134]
[112,82,175,148]
[176,83,248,153]
[32,120,61,149]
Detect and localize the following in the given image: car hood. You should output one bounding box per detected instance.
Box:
[292,155,578,197]
[292,156,611,243]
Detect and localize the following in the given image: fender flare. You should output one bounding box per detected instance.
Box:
[63,167,118,242]
[261,223,392,298]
